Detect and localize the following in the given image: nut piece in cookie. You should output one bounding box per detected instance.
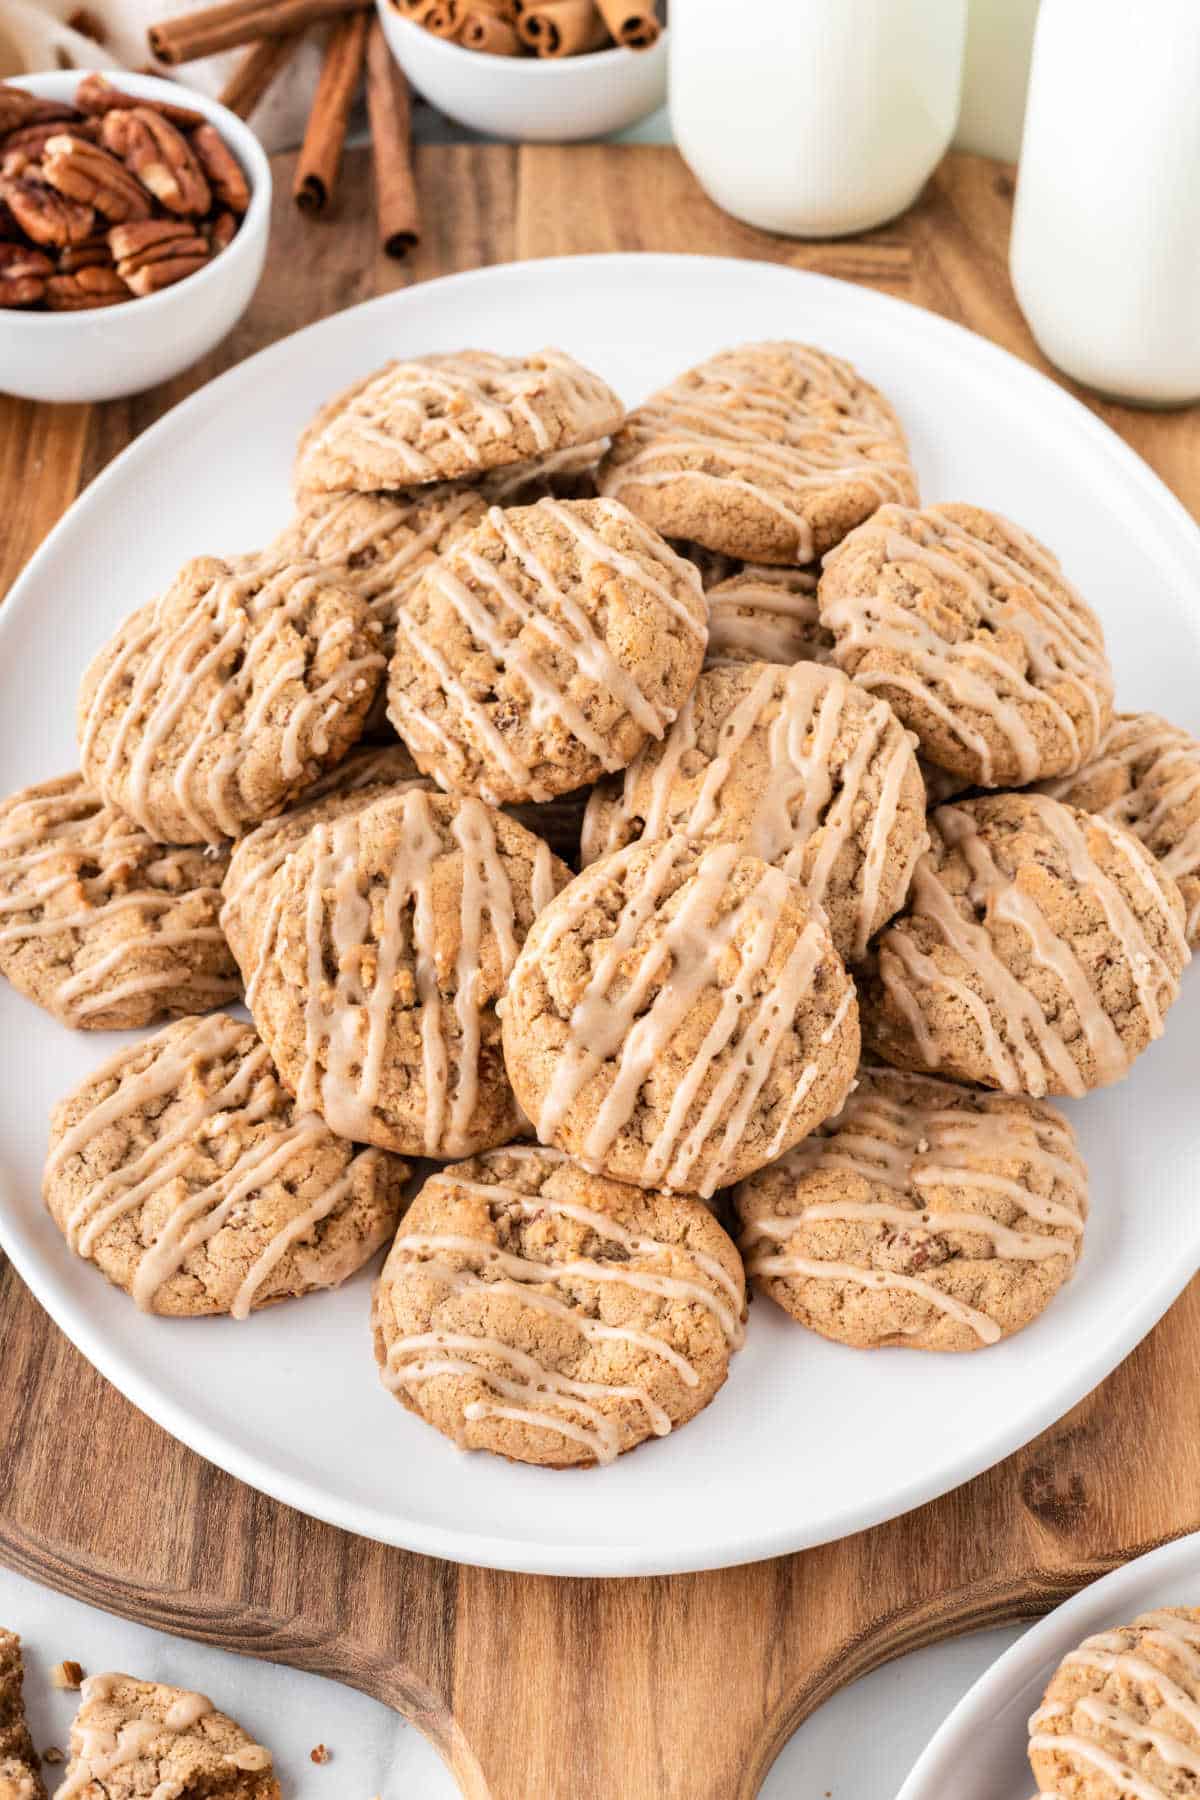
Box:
[0,772,239,1030]
[0,1629,45,1800]
[704,563,831,668]
[246,788,571,1158]
[44,1013,408,1318]
[862,793,1189,1098]
[1029,1608,1200,1798]
[57,1671,279,1799]
[599,340,917,565]
[819,501,1115,787]
[1038,708,1200,947]
[386,496,708,806]
[77,552,385,844]
[581,661,927,963]
[736,1065,1088,1351]
[501,837,860,1198]
[372,1145,746,1467]
[294,348,624,493]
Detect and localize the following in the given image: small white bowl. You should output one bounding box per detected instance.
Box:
[0,71,271,404]
[376,4,667,143]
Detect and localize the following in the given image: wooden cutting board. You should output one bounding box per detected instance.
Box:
[2,144,1199,1800]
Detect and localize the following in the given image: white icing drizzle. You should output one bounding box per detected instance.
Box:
[58,1674,270,1797]
[78,558,385,844]
[303,349,620,485]
[820,503,1113,785]
[1041,711,1200,942]
[600,342,914,561]
[581,662,924,960]
[738,1066,1086,1345]
[389,497,705,803]
[526,837,851,1197]
[45,1013,385,1318]
[705,564,832,667]
[1028,1611,1200,1798]
[878,797,1189,1098]
[378,1149,743,1464]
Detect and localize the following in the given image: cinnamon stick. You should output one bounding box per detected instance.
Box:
[519,0,606,56]
[293,7,368,214]
[459,10,521,51]
[422,1,461,36]
[594,0,657,49]
[388,0,438,16]
[218,29,305,117]
[149,0,364,67]
[365,14,420,255]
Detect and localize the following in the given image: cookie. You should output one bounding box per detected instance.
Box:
[704,564,832,668]
[735,1065,1087,1351]
[580,662,926,962]
[599,341,917,565]
[819,502,1115,786]
[481,436,609,505]
[0,1631,43,1800]
[294,349,624,494]
[862,793,1189,1098]
[78,553,384,845]
[246,787,570,1157]
[1039,709,1200,947]
[220,743,427,975]
[385,496,708,805]
[0,772,239,1030]
[1029,1609,1200,1798]
[58,1672,278,1800]
[44,1012,407,1318]
[371,1144,745,1467]
[500,837,860,1197]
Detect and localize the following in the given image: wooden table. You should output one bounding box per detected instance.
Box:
[2,145,1199,1800]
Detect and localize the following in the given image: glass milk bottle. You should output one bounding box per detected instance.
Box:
[1011,0,1200,406]
[669,0,967,238]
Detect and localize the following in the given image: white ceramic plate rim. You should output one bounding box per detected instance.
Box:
[1,254,1198,1576]
[897,1529,1200,1796]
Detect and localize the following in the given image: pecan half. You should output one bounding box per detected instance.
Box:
[0,89,78,138]
[208,208,238,253]
[109,217,208,294]
[58,231,114,272]
[0,239,53,306]
[41,134,151,222]
[74,72,205,130]
[0,173,95,247]
[190,123,249,215]
[1,118,97,161]
[45,263,127,309]
[110,107,210,215]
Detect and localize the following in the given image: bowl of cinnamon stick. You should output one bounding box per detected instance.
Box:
[376,0,666,142]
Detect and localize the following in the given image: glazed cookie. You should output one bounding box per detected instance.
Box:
[1039,709,1200,946]
[819,502,1115,786]
[501,837,860,1197]
[736,1065,1087,1351]
[0,772,239,1030]
[580,662,927,962]
[385,496,708,805]
[247,787,570,1157]
[220,743,428,974]
[599,341,917,565]
[58,1672,278,1800]
[704,563,832,668]
[44,1012,407,1318]
[481,436,610,505]
[0,1631,43,1800]
[78,553,384,845]
[371,1144,745,1467]
[294,349,623,493]
[862,794,1189,1098]
[1029,1609,1200,1798]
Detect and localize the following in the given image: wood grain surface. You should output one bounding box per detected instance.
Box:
[2,145,1199,1800]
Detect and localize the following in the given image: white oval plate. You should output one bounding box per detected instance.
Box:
[1,255,1199,1577]
[898,1531,1200,1796]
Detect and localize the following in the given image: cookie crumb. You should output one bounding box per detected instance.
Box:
[42,1746,65,1764]
[310,1743,331,1764]
[50,1659,84,1689]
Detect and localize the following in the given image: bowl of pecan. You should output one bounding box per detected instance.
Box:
[0,70,271,403]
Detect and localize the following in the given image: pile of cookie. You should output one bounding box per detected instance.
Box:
[4,338,1198,1471]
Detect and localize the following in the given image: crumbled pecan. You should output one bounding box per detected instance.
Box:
[109,217,209,295]
[0,173,95,247]
[107,107,210,216]
[45,262,127,309]
[41,134,152,222]
[49,1660,85,1690]
[208,207,238,253]
[0,89,77,138]
[190,122,249,214]
[0,239,53,306]
[74,72,205,130]
[57,231,114,272]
